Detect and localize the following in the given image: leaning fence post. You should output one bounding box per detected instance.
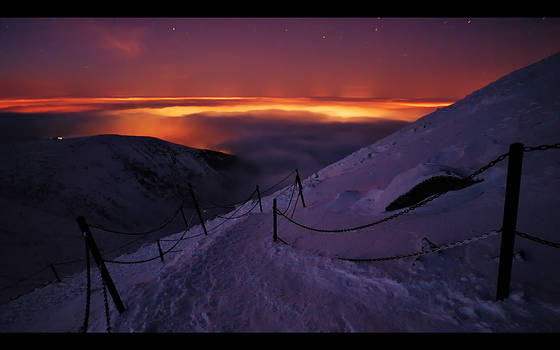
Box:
[77,216,126,313]
[180,206,189,231]
[295,169,306,208]
[156,240,164,262]
[496,142,524,301]
[189,183,208,236]
[256,185,263,213]
[273,198,278,242]
[49,264,61,283]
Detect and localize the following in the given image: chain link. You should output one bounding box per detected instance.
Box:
[523,143,560,152]
[337,229,502,262]
[260,169,297,196]
[80,242,91,333]
[104,212,196,265]
[277,149,511,233]
[89,203,184,236]
[200,188,256,211]
[279,181,298,216]
[276,190,447,233]
[99,270,111,333]
[516,231,560,248]
[465,152,510,181]
[214,198,260,221]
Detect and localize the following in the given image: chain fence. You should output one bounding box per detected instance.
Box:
[516,231,560,248]
[275,151,511,234]
[100,272,111,333]
[88,200,186,236]
[260,170,297,197]
[103,211,196,265]
[275,142,559,269]
[0,170,299,303]
[522,143,560,153]
[337,229,502,262]
[80,241,91,333]
[200,189,256,211]
[4,141,560,329]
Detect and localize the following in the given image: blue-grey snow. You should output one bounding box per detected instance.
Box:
[2,52,560,332]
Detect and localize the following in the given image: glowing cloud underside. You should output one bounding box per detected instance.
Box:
[0,97,453,122]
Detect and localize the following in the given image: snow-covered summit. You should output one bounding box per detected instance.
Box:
[2,52,560,332]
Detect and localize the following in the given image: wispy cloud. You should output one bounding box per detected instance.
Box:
[86,23,147,57]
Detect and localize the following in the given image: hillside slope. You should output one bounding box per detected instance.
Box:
[0,134,255,303]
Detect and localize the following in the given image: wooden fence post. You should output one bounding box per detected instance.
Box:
[256,185,263,213]
[189,183,208,236]
[156,240,164,262]
[77,216,126,313]
[496,142,524,301]
[295,169,306,208]
[273,198,278,242]
[49,264,61,283]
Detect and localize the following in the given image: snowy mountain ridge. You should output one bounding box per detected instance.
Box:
[0,134,255,304]
[2,52,560,332]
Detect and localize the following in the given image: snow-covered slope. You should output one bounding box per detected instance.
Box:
[0,134,255,304]
[2,52,560,332]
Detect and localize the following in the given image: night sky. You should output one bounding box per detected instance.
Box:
[1,17,560,162]
[2,17,560,99]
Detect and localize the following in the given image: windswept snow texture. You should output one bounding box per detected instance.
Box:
[2,52,560,332]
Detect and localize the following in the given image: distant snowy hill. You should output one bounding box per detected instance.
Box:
[2,52,560,332]
[0,134,256,303]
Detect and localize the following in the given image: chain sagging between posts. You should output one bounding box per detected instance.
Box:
[5,138,560,325]
[516,231,560,248]
[274,152,511,235]
[337,228,502,262]
[271,142,560,302]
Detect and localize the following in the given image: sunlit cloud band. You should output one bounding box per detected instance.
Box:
[0,96,454,122]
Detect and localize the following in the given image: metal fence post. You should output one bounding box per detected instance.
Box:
[256,184,263,213]
[496,143,524,301]
[180,206,189,231]
[77,216,126,313]
[189,183,208,236]
[49,264,61,283]
[156,240,164,262]
[295,169,306,208]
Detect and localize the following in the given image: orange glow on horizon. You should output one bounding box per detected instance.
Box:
[0,96,454,122]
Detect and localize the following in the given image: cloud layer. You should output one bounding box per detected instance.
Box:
[0,110,408,183]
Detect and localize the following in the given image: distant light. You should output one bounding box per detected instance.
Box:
[56,136,63,140]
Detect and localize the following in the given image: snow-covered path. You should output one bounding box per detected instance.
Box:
[1,184,560,333]
[93,209,559,332]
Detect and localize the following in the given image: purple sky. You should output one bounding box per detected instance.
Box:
[1,17,560,100]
